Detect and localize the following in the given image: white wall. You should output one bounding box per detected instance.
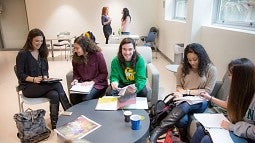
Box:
[25,0,158,44]
[157,0,255,79]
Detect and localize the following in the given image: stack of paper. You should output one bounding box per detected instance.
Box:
[70,83,94,94]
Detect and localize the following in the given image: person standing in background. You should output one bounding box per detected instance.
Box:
[121,8,131,35]
[101,7,112,44]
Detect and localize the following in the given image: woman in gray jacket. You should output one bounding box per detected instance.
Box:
[191,58,255,143]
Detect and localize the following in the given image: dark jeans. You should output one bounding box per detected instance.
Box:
[176,101,208,127]
[22,82,67,105]
[70,87,106,105]
[105,84,148,97]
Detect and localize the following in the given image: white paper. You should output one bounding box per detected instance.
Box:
[194,113,234,143]
[194,113,229,128]
[123,97,148,109]
[70,83,94,94]
[95,96,118,111]
[207,128,234,143]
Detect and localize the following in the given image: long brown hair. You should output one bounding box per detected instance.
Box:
[227,58,255,123]
[72,36,101,64]
[23,28,48,59]
[117,38,138,71]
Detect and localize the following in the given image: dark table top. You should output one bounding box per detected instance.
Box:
[57,99,150,143]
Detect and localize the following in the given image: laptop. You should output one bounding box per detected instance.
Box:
[41,78,62,83]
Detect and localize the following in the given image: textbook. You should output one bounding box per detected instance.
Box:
[70,82,94,94]
[55,115,101,140]
[174,95,206,105]
[194,113,234,143]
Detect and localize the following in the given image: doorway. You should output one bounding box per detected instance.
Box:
[0,0,29,50]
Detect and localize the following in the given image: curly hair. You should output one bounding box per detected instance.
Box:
[121,8,131,22]
[182,43,212,77]
[227,58,255,123]
[72,36,101,64]
[117,38,138,71]
[23,28,48,59]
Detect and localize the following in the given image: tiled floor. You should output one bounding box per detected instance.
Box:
[0,50,176,143]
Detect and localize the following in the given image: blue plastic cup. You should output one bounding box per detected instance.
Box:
[130,114,141,130]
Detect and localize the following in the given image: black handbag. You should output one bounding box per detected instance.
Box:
[13,108,51,143]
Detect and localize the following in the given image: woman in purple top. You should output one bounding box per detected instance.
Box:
[70,36,108,105]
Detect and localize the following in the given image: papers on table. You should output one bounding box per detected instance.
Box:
[194,113,234,143]
[55,115,101,140]
[70,83,94,94]
[95,97,148,110]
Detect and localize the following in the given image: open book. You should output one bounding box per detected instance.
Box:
[174,95,206,105]
[54,115,101,140]
[70,82,94,94]
[194,113,234,143]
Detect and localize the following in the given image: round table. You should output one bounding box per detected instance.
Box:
[57,99,150,143]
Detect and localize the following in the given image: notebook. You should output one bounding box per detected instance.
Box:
[41,78,62,83]
[70,83,94,94]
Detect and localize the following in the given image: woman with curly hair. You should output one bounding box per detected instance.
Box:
[191,58,255,143]
[150,43,217,142]
[106,37,147,97]
[121,8,131,35]
[70,36,108,105]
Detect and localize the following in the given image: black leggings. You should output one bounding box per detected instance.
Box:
[22,82,67,104]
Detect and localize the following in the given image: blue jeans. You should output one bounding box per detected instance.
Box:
[176,101,208,127]
[191,125,251,143]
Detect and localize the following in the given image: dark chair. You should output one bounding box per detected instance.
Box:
[142,32,158,58]
[141,27,159,58]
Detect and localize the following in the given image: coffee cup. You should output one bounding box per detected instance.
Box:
[123,111,132,122]
[130,114,141,130]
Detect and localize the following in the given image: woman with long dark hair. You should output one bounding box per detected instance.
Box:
[191,58,255,143]
[16,28,72,129]
[150,43,217,142]
[121,8,131,35]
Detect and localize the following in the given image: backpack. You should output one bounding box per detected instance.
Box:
[149,93,176,131]
[82,31,96,43]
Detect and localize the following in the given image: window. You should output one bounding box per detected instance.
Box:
[215,0,255,30]
[173,0,187,20]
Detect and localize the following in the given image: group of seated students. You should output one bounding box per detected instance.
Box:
[16,28,254,143]
[15,28,147,130]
